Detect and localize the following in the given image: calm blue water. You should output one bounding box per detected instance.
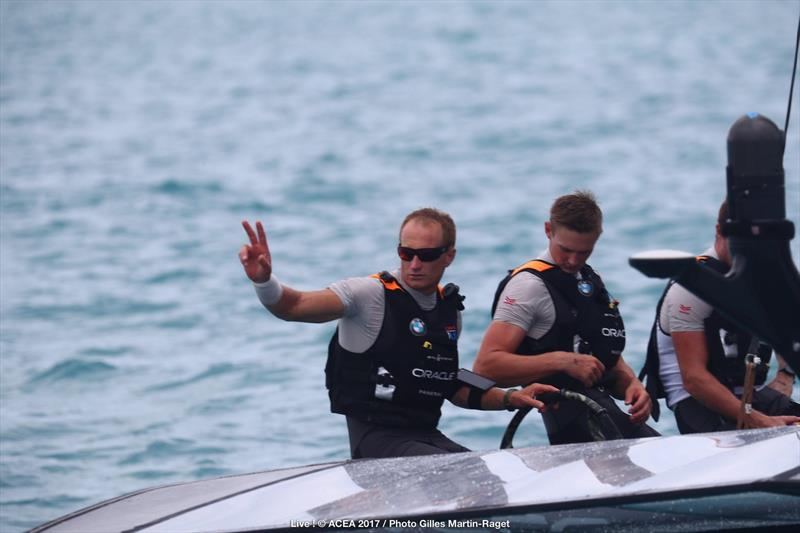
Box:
[2,0,799,530]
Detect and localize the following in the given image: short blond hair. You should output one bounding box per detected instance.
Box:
[399,208,456,248]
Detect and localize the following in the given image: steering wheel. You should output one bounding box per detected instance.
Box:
[500,389,623,449]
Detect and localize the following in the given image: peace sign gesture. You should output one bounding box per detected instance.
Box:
[239,220,272,283]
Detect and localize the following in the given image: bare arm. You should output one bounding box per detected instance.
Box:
[239,220,345,323]
[450,382,559,411]
[610,357,652,424]
[674,331,745,421]
[472,321,604,388]
[266,286,345,323]
[674,331,798,428]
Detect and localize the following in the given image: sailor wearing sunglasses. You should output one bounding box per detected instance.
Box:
[240,208,557,459]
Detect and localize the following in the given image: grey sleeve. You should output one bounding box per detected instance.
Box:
[328,276,385,353]
[491,272,555,340]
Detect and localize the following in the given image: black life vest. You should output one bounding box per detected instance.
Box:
[639,255,772,421]
[325,271,464,429]
[490,260,626,390]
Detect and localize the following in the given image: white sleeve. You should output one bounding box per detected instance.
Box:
[660,282,714,334]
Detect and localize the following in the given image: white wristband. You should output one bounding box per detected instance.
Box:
[254,275,283,306]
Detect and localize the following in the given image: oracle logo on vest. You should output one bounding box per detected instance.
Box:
[601,327,626,338]
[412,368,456,381]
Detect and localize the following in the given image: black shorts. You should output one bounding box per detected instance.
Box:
[346,417,470,459]
[674,386,800,434]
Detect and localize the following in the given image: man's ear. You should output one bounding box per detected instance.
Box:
[444,248,456,267]
[545,221,553,239]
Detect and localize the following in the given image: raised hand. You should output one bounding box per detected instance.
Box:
[239,220,272,283]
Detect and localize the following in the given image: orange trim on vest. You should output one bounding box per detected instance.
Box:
[511,259,555,277]
[371,272,403,292]
[370,273,444,296]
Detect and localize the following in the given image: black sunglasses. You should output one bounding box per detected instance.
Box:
[397,244,450,262]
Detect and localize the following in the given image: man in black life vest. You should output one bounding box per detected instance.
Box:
[639,200,800,433]
[474,191,658,445]
[240,208,557,459]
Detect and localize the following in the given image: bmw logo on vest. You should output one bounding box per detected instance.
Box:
[409,318,427,336]
[577,279,594,296]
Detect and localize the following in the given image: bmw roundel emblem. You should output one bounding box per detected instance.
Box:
[409,318,427,336]
[577,280,594,297]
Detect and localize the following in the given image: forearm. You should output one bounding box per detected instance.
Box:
[254,278,293,319]
[684,370,743,421]
[254,282,343,323]
[473,351,565,388]
[261,286,306,321]
[450,385,511,411]
[673,331,742,421]
[610,358,637,398]
[481,387,514,411]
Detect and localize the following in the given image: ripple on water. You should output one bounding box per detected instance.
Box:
[142,362,239,393]
[78,345,135,358]
[118,438,228,466]
[0,422,89,442]
[151,178,224,196]
[27,359,117,384]
[187,394,253,416]
[145,268,202,284]
[13,298,178,321]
